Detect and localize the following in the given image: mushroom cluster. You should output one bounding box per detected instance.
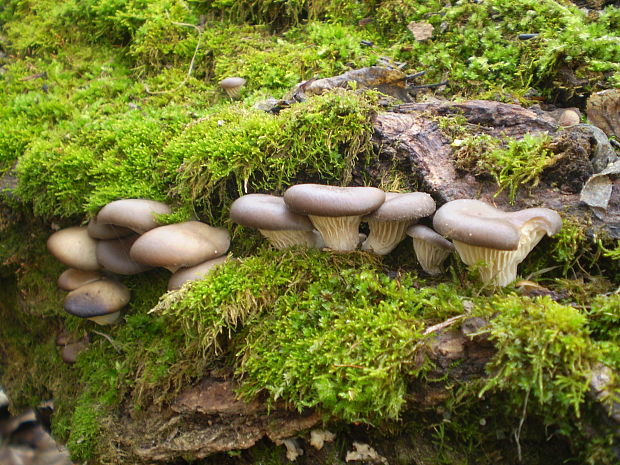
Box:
[230,185,437,254]
[48,199,232,325]
[230,186,562,287]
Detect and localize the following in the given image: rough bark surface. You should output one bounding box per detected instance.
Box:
[368,100,619,239]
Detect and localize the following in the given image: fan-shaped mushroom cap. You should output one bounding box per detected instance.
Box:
[361,192,436,255]
[230,194,320,249]
[87,217,133,240]
[167,255,230,291]
[406,224,454,275]
[130,221,230,272]
[284,184,385,251]
[219,77,246,97]
[57,269,103,291]
[433,199,562,286]
[96,199,171,234]
[96,235,153,275]
[64,279,130,325]
[47,227,100,271]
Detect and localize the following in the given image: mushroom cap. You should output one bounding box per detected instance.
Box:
[64,279,130,318]
[47,226,100,271]
[96,235,153,275]
[96,199,171,234]
[406,224,454,250]
[130,221,230,269]
[87,217,133,240]
[219,77,246,89]
[167,255,230,291]
[229,194,313,231]
[363,192,436,222]
[433,199,562,251]
[61,340,89,364]
[284,184,386,217]
[57,269,104,291]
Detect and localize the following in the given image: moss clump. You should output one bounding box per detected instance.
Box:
[453,133,555,203]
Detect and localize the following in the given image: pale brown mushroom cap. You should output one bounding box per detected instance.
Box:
[363,192,435,222]
[87,217,133,240]
[284,184,385,217]
[130,221,230,270]
[406,224,454,249]
[57,269,103,291]
[167,255,230,291]
[47,227,100,271]
[96,199,171,234]
[64,279,129,322]
[219,77,246,89]
[230,194,313,230]
[96,235,153,275]
[61,340,89,364]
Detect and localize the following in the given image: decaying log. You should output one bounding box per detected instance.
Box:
[368,100,619,239]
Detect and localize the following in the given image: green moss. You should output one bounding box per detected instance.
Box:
[453,133,554,203]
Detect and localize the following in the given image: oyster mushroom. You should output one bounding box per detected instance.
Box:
[229,194,321,249]
[87,217,133,240]
[47,227,100,271]
[96,199,171,234]
[64,279,130,325]
[57,269,104,291]
[406,224,454,275]
[219,77,246,98]
[96,235,153,275]
[433,199,562,286]
[167,255,231,291]
[361,192,436,255]
[283,184,385,252]
[130,221,230,272]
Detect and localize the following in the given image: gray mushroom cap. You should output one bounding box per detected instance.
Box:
[363,192,436,222]
[64,279,130,318]
[406,224,454,250]
[433,199,562,251]
[96,235,153,275]
[57,269,104,291]
[219,77,246,89]
[229,194,313,230]
[87,217,133,240]
[130,221,230,270]
[284,184,386,217]
[47,226,100,271]
[96,199,171,234]
[167,255,230,291]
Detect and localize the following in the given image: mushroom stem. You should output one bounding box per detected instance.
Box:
[308,215,361,251]
[412,239,453,275]
[453,222,547,286]
[361,220,410,255]
[258,229,320,249]
[88,312,121,326]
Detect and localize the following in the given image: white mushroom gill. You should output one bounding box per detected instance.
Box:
[258,229,320,249]
[307,215,361,251]
[412,239,453,276]
[361,220,410,255]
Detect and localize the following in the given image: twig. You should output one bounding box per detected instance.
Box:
[407,80,449,90]
[423,314,466,335]
[92,330,122,353]
[514,387,530,462]
[333,364,366,369]
[144,23,204,95]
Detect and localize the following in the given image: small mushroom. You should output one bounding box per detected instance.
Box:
[167,255,230,291]
[64,279,130,325]
[96,199,171,234]
[558,109,580,127]
[57,269,103,291]
[433,199,562,286]
[47,227,100,271]
[406,224,454,275]
[96,235,153,275]
[283,184,385,251]
[87,217,133,240]
[219,77,246,98]
[130,221,230,272]
[61,339,89,365]
[361,192,436,255]
[229,194,320,249]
